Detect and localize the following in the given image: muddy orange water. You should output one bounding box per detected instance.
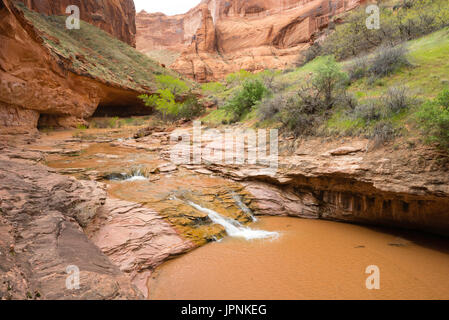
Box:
[148,217,449,300]
[41,131,449,300]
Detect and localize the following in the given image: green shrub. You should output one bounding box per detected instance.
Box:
[311,56,349,109]
[155,75,189,95]
[436,88,449,108]
[224,79,268,121]
[415,89,449,150]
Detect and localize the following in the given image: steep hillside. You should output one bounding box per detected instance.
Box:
[0,0,181,133]
[136,0,365,82]
[17,0,137,47]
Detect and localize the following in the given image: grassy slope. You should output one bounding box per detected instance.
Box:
[201,27,449,139]
[327,27,449,137]
[14,2,185,92]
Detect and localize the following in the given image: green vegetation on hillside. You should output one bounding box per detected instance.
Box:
[301,0,449,63]
[200,20,449,151]
[139,75,204,121]
[15,2,184,91]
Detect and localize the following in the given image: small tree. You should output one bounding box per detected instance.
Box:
[155,75,189,96]
[312,56,349,109]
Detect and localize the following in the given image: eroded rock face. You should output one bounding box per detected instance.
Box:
[86,199,195,298]
[0,147,141,300]
[0,0,152,134]
[17,0,136,46]
[136,0,365,81]
[154,126,449,236]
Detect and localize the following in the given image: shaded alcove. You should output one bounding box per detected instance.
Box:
[92,86,153,118]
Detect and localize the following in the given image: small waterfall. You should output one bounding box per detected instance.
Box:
[123,168,147,181]
[231,192,258,222]
[186,201,279,241]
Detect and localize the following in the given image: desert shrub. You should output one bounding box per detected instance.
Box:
[382,86,417,114]
[260,70,283,92]
[257,94,288,121]
[298,42,322,66]
[279,57,349,135]
[308,56,349,110]
[304,0,449,61]
[415,89,449,150]
[352,99,382,122]
[368,45,410,79]
[178,94,205,120]
[224,79,268,121]
[372,121,396,145]
[346,56,369,81]
[279,96,317,136]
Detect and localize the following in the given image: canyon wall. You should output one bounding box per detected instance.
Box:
[0,0,171,134]
[17,0,136,46]
[136,0,365,82]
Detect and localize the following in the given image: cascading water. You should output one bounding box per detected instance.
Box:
[231,192,258,222]
[186,201,279,241]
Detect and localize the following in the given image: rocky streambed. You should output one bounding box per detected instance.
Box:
[1,123,448,300]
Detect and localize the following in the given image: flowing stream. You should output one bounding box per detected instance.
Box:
[185,200,278,241]
[41,132,449,300]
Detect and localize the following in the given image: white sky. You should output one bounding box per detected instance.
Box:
[134,0,202,16]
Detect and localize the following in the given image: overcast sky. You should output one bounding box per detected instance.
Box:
[134,0,202,15]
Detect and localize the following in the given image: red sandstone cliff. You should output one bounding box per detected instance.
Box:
[17,0,137,46]
[136,0,365,82]
[0,0,173,133]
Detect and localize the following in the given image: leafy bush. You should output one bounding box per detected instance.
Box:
[224,80,268,121]
[155,75,189,95]
[415,89,449,150]
[368,46,410,80]
[140,90,203,121]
